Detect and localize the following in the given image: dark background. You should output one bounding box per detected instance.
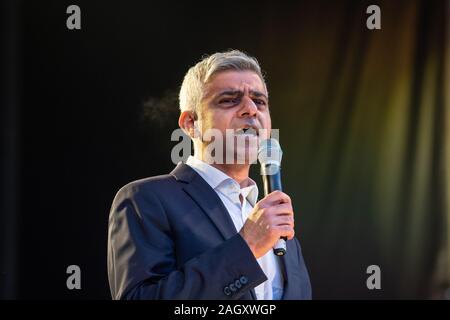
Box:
[1,0,449,299]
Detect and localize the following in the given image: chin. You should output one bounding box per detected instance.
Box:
[232,146,258,165]
[222,134,259,165]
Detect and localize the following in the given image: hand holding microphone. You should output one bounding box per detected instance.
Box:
[239,138,293,258]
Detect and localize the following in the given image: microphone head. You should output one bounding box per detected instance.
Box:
[258,138,283,166]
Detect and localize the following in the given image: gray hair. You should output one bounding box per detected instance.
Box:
[179,50,267,115]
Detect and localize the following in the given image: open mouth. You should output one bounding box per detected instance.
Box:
[235,127,259,136]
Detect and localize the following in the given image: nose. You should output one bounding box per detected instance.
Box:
[238,96,258,118]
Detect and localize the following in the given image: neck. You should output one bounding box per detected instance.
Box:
[211,163,251,187]
[194,151,252,187]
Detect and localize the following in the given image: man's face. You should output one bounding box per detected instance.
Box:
[196,70,272,164]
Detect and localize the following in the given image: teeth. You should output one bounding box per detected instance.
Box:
[236,128,257,136]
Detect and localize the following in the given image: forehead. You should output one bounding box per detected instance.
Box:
[203,70,267,97]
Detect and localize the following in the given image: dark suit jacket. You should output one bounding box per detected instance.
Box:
[107,162,311,300]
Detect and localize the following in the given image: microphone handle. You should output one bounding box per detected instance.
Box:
[262,164,287,256]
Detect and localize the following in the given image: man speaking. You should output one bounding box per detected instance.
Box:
[107,50,311,300]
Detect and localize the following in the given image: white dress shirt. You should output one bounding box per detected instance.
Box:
[186,156,284,300]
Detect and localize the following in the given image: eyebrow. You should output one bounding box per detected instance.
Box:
[215,89,268,100]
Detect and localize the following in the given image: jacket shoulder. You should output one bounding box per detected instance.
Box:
[114,173,179,199]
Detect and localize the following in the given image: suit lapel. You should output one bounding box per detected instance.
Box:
[171,162,237,240]
[171,162,258,300]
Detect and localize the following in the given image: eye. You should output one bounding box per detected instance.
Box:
[253,99,267,106]
[218,98,240,106]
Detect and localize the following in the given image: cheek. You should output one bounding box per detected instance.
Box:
[211,111,233,130]
[261,112,272,129]
[259,114,272,140]
[198,111,216,131]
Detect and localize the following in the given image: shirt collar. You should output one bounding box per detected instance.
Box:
[186,156,258,206]
[239,184,258,207]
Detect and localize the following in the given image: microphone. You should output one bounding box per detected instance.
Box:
[257,138,287,256]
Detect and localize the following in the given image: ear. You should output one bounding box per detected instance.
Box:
[178,111,197,138]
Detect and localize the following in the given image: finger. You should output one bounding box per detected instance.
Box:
[274,225,295,240]
[271,215,294,227]
[262,190,291,206]
[261,203,293,219]
[270,203,294,216]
